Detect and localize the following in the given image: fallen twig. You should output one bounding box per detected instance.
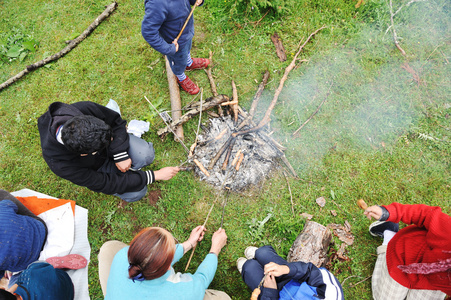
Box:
[389,0,406,56]
[283,171,295,217]
[0,2,118,91]
[257,26,326,128]
[349,275,372,287]
[293,81,333,136]
[145,96,189,153]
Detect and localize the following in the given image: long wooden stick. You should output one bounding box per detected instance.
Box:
[257,26,326,128]
[248,70,270,122]
[184,203,214,271]
[0,2,118,91]
[175,4,198,41]
[157,95,230,137]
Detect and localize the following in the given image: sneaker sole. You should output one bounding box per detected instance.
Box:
[369,221,386,237]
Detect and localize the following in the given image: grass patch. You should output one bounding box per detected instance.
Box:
[0,0,450,299]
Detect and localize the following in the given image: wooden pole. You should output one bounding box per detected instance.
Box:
[165,56,184,141]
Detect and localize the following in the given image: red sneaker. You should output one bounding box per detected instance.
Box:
[178,77,200,95]
[46,254,88,270]
[186,58,210,71]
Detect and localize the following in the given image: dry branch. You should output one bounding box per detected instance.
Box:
[165,56,184,141]
[248,70,270,122]
[257,26,326,129]
[292,81,333,136]
[157,94,230,137]
[194,159,210,177]
[0,2,118,91]
[389,0,406,56]
[235,152,244,171]
[204,51,223,116]
[208,136,235,169]
[231,80,239,123]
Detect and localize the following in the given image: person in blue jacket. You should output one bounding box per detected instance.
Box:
[0,262,74,300]
[237,246,344,300]
[142,0,210,95]
[0,190,47,283]
[99,226,230,299]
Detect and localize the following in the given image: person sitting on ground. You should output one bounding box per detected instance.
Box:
[142,0,210,95]
[99,226,230,299]
[0,262,74,300]
[38,101,180,203]
[237,245,344,300]
[0,190,47,283]
[364,202,451,300]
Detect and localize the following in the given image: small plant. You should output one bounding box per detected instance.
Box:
[247,212,273,243]
[0,27,38,65]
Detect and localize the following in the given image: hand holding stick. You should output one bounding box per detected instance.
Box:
[174,3,199,43]
[185,203,214,271]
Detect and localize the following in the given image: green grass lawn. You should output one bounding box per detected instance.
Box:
[0,0,450,299]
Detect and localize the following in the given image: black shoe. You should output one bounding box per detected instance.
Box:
[369,221,399,237]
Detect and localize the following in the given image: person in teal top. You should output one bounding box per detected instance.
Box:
[99,226,230,300]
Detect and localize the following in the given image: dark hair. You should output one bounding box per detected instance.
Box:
[0,289,16,300]
[61,115,112,154]
[128,227,175,281]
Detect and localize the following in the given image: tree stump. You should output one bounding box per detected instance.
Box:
[287,221,332,267]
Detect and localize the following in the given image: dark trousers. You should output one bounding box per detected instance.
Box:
[241,246,292,294]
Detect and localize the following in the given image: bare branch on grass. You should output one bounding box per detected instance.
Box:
[0,2,118,91]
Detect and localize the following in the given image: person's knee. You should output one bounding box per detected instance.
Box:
[255,245,275,260]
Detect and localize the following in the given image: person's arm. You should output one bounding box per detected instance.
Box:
[191,229,227,288]
[141,0,176,55]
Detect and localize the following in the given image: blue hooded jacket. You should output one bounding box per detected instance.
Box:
[141,0,202,56]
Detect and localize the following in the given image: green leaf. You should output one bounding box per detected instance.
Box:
[330,190,335,200]
[19,51,27,62]
[22,40,36,52]
[6,45,22,58]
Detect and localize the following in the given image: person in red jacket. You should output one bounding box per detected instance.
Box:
[364,202,451,299]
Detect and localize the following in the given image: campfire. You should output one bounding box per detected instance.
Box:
[192,114,282,191]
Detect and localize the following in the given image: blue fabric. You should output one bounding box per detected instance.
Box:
[0,200,46,275]
[241,246,344,300]
[279,280,319,299]
[105,244,218,299]
[166,39,192,75]
[141,0,199,56]
[14,262,74,300]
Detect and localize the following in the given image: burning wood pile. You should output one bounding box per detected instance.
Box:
[151,27,325,191]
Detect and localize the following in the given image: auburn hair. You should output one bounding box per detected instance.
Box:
[128,227,175,281]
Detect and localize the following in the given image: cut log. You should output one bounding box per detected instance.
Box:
[157,94,229,137]
[287,221,332,267]
[271,32,287,62]
[165,56,184,141]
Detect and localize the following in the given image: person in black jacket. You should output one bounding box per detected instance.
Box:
[37,101,179,202]
[237,246,344,300]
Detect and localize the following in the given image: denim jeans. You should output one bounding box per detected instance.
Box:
[98,134,155,202]
[166,38,192,75]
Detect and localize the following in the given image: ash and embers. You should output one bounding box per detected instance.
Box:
[192,115,282,191]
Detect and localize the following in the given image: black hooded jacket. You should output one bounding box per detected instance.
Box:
[37,101,154,195]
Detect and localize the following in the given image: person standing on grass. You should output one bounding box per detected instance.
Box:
[38,101,180,203]
[99,226,231,299]
[142,0,210,95]
[364,202,451,300]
